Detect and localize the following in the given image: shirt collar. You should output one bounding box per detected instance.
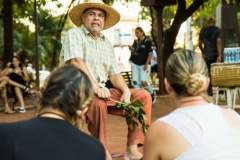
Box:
[81,25,105,40]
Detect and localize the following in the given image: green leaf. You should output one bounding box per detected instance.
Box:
[126,118,132,125]
[130,94,134,102]
[111,94,149,135]
[123,103,129,107]
[132,100,143,107]
[142,114,147,121]
[139,109,146,114]
[116,102,122,107]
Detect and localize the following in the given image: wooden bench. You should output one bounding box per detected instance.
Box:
[121,71,133,88]
[105,71,133,89]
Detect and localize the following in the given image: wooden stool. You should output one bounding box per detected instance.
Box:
[215,87,233,109]
[233,87,240,110]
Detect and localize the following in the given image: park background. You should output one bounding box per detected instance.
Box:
[1,0,240,91]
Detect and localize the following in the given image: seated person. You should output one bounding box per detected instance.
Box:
[0,76,28,113]
[60,1,152,159]
[0,65,106,160]
[143,50,240,160]
[1,56,29,113]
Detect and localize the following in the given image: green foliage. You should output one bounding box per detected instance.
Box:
[113,94,149,135]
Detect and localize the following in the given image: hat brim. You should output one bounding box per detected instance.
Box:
[69,2,120,30]
[207,19,216,22]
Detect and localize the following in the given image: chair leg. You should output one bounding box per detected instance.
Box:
[233,88,237,110]
[215,88,219,105]
[233,87,240,110]
[226,89,232,109]
[11,97,18,111]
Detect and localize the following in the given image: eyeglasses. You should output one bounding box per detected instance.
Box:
[86,12,105,19]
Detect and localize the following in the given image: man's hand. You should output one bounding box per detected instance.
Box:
[120,89,131,104]
[216,55,222,62]
[143,64,148,70]
[94,87,111,99]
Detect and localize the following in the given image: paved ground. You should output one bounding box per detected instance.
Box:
[0,92,240,160]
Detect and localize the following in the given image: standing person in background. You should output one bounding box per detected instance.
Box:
[199,14,223,100]
[143,50,240,160]
[26,62,34,73]
[150,44,158,86]
[60,1,152,159]
[129,27,156,103]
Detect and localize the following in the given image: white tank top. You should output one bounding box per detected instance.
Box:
[158,103,240,160]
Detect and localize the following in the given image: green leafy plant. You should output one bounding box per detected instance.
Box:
[110,94,149,135]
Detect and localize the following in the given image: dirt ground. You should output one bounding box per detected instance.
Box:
[0,90,240,160]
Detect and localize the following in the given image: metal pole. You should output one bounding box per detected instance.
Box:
[34,0,39,91]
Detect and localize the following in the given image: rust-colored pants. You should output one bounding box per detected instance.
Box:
[87,88,152,147]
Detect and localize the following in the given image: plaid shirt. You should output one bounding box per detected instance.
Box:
[60,25,120,88]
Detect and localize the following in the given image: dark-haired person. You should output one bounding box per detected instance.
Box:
[1,56,29,113]
[129,27,156,103]
[0,65,106,160]
[143,50,240,160]
[60,0,152,159]
[199,14,223,100]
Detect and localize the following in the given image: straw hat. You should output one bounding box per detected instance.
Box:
[206,14,216,22]
[69,0,120,30]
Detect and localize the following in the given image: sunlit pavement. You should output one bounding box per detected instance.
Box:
[0,93,239,160]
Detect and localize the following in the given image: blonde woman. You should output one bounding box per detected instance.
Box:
[0,65,105,160]
[143,50,240,160]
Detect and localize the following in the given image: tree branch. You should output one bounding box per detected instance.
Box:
[172,0,204,29]
[185,0,204,20]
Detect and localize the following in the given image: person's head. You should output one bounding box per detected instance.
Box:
[165,50,210,101]
[37,65,94,129]
[135,27,146,40]
[206,14,216,26]
[152,43,156,50]
[81,8,106,36]
[28,63,32,68]
[69,0,120,35]
[10,56,23,69]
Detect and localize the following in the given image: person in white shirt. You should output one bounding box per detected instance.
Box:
[26,63,33,73]
[150,44,158,86]
[143,49,240,160]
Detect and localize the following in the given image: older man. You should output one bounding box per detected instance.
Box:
[60,0,152,160]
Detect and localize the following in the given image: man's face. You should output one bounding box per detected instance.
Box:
[82,8,106,35]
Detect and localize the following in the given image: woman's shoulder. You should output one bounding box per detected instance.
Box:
[146,119,175,144]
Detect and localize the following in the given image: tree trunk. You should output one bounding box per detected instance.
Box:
[3,0,13,67]
[49,0,74,71]
[161,0,204,92]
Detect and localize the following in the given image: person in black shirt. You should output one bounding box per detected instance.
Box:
[0,65,106,160]
[129,27,156,103]
[199,14,222,98]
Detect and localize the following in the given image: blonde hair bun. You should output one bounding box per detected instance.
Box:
[186,73,207,96]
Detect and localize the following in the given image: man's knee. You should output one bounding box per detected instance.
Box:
[90,96,107,110]
[133,80,138,85]
[134,88,151,99]
[141,80,148,87]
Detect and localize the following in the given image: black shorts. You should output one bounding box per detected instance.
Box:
[151,65,158,73]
